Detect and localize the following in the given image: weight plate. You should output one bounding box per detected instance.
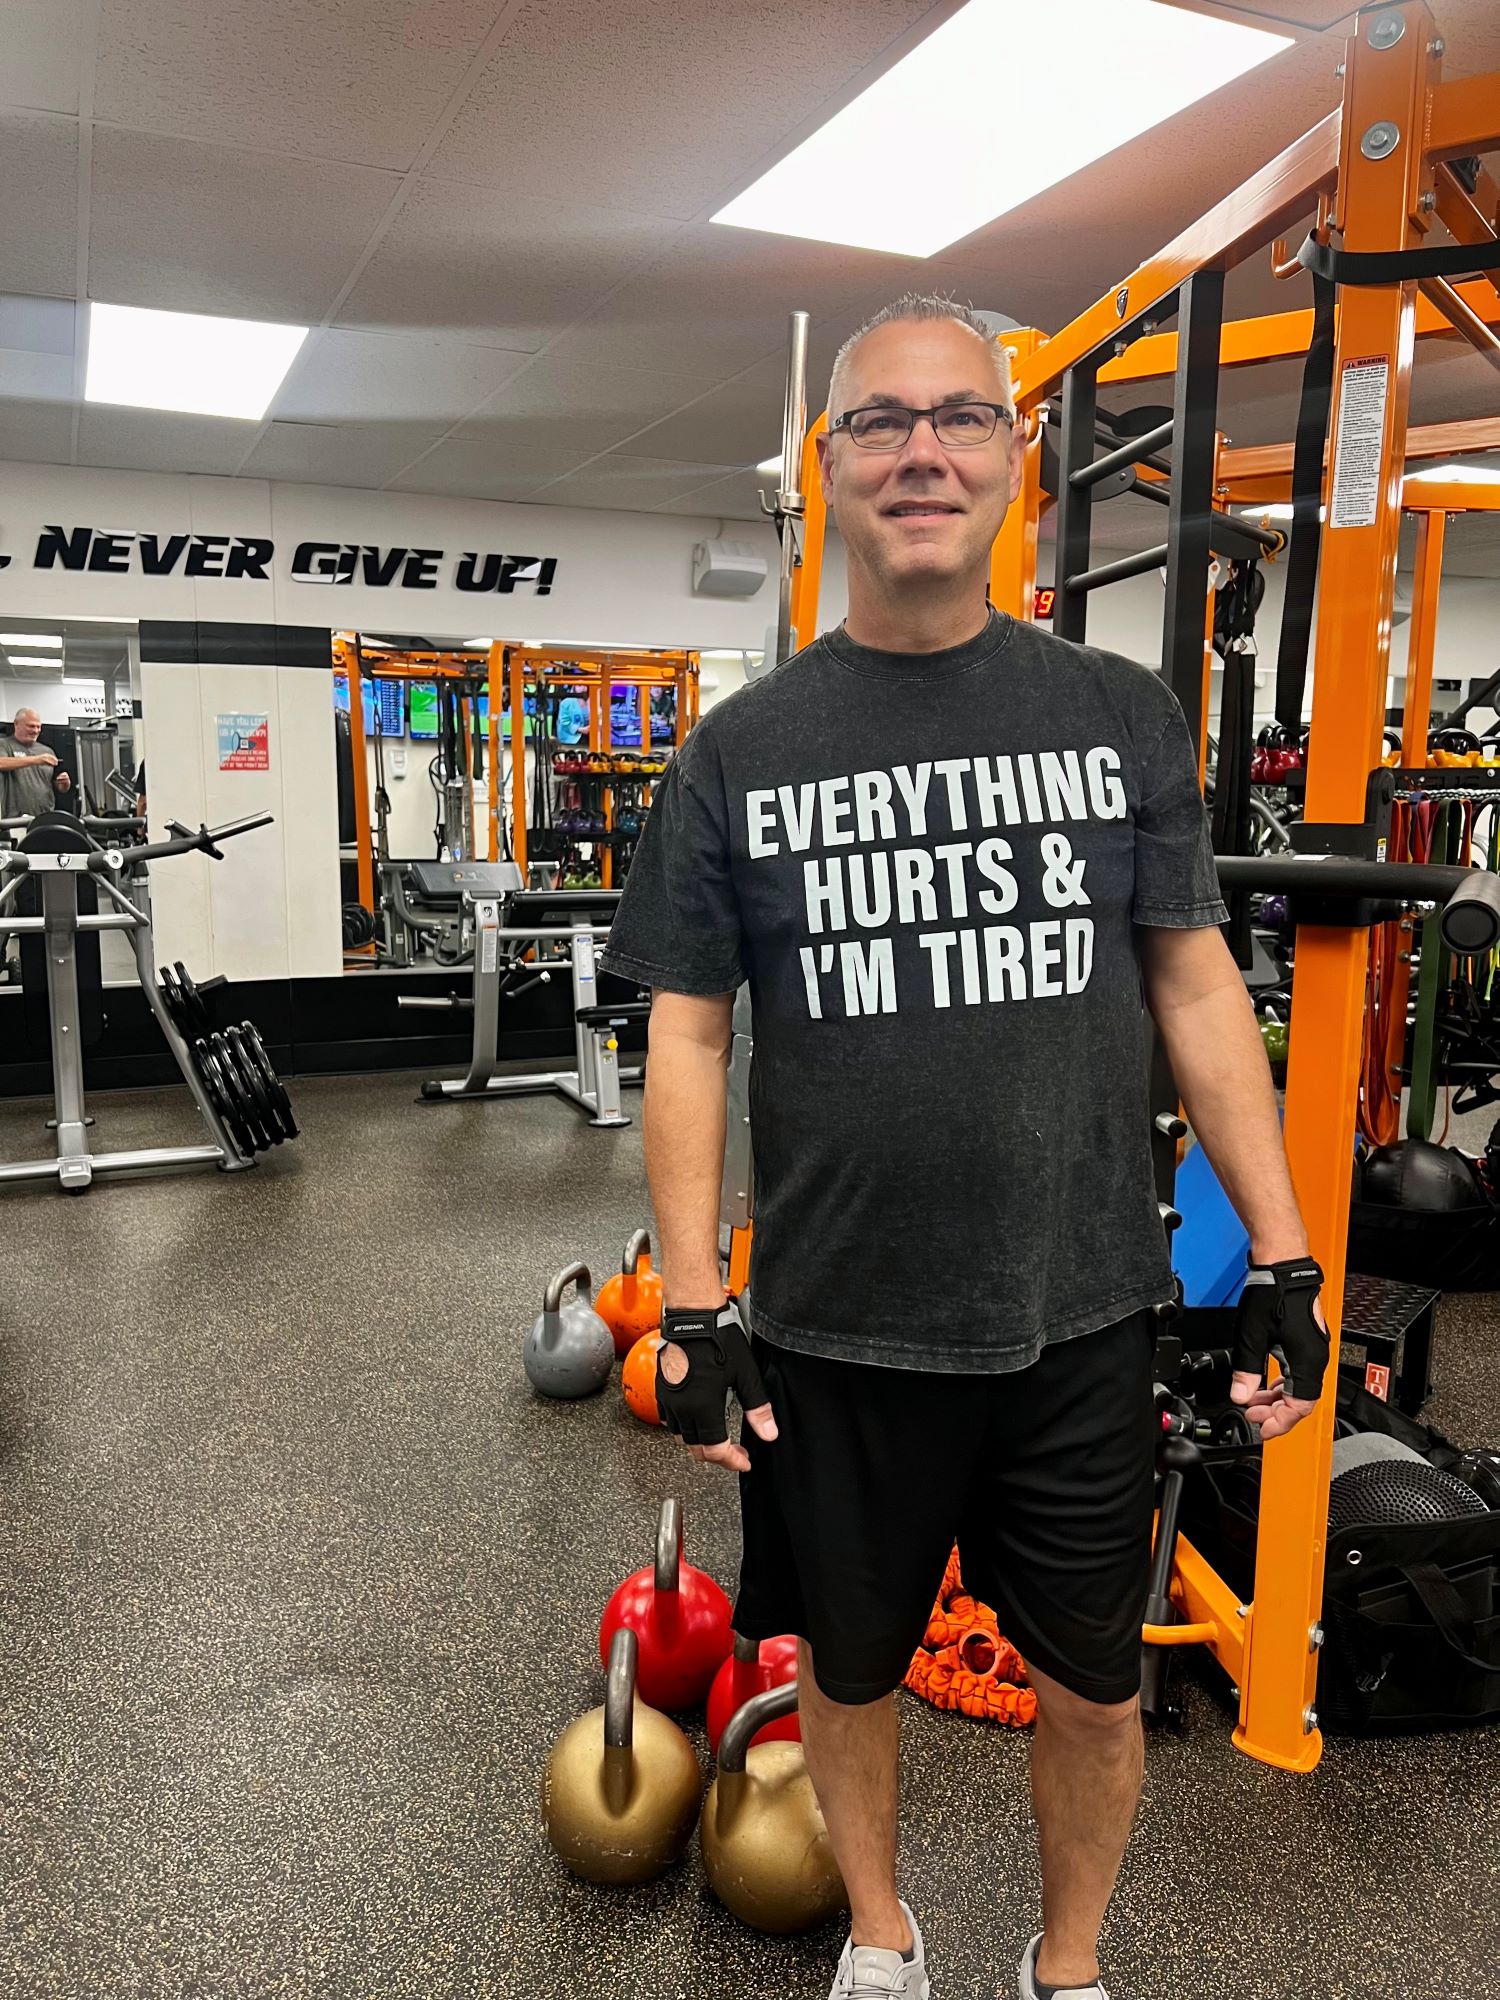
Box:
[195,1036,255,1161]
[174,961,214,1040]
[213,1029,272,1154]
[239,1021,299,1140]
[224,1024,283,1145]
[159,964,188,1039]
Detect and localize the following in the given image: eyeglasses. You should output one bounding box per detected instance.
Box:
[830,401,1015,451]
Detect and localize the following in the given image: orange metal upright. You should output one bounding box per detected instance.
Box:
[1244,3,1439,1773]
[1400,509,1448,765]
[789,416,828,654]
[989,329,1047,620]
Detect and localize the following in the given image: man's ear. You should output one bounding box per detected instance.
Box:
[815,429,835,507]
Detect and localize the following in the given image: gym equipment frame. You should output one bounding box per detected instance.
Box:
[0,813,272,1192]
[762,1,1500,1771]
[398,889,648,1126]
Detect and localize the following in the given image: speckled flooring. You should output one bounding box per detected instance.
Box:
[1,1074,1497,2000]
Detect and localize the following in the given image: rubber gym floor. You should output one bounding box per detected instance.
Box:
[1,1071,1496,2000]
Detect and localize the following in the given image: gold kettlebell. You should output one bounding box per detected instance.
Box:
[700,1677,846,1932]
[542,1626,701,1884]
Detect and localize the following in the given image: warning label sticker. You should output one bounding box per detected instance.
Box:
[1329,357,1390,529]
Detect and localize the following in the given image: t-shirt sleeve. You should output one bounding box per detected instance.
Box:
[598,739,746,995]
[1132,697,1228,929]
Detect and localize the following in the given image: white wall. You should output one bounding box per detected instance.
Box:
[0,462,779,647]
[140,661,341,980]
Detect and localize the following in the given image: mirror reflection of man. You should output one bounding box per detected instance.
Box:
[1,709,72,818]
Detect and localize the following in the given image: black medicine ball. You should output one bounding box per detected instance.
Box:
[1359,1139,1488,1213]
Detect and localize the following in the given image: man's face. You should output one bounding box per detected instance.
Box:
[13,713,40,744]
[816,318,1024,596]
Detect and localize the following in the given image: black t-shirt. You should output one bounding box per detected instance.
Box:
[600,612,1227,1374]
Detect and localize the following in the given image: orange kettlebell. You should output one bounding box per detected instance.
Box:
[623,1332,662,1426]
[595,1229,665,1357]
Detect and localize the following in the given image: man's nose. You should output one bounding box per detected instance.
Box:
[893,416,948,472]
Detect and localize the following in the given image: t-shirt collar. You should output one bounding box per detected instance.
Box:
[822,608,1013,682]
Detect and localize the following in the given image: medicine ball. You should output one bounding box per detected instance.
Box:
[1327,1458,1488,1535]
[1358,1139,1487,1212]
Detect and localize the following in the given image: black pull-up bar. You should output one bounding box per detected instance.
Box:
[1071,419,1175,490]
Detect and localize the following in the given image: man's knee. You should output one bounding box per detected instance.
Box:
[1030,1665,1141,1736]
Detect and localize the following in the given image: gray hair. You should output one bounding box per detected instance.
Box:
[828,293,1015,424]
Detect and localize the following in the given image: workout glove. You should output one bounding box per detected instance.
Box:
[1232,1256,1329,1402]
[657,1300,768,1449]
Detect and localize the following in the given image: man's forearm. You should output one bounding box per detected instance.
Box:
[1153,981,1309,1264]
[642,1025,730,1307]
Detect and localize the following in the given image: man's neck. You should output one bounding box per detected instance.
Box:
[841,576,991,656]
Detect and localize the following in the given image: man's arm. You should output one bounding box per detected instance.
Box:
[643,989,735,1308]
[643,987,776,1471]
[0,751,54,771]
[1138,923,1324,1439]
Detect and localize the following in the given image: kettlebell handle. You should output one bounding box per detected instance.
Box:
[717,1677,799,1773]
[623,1228,653,1276]
[604,1625,638,1752]
[543,1261,593,1314]
[654,1496,683,1593]
[731,1631,758,1665]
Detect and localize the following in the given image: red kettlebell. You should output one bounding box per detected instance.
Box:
[595,1229,665,1358]
[599,1498,732,1711]
[707,1632,801,1754]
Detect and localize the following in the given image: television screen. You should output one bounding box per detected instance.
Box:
[371,677,406,737]
[408,681,439,740]
[649,687,677,746]
[610,683,642,748]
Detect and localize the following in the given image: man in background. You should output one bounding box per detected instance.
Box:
[0,708,72,818]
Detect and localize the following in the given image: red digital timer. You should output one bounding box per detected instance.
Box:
[1033,586,1056,620]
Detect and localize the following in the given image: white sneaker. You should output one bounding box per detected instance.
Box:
[829,1901,930,1998]
[1018,1933,1130,2000]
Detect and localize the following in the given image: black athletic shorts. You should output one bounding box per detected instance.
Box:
[733,1312,1158,1706]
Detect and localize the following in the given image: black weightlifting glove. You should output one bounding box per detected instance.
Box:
[656,1300,768,1449]
[1233,1257,1329,1402]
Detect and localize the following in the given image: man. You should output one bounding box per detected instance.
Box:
[599,295,1327,2000]
[0,708,72,818]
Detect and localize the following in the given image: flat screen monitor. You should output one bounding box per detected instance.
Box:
[409,681,439,740]
[610,683,643,748]
[371,677,406,737]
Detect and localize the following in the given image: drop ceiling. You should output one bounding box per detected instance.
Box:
[0,0,1495,534]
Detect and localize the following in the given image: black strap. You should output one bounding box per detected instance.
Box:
[1298,232,1500,286]
[1402,1559,1500,1674]
[1273,272,1336,733]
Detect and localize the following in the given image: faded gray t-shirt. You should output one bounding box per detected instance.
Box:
[2,741,58,819]
[601,612,1227,1374]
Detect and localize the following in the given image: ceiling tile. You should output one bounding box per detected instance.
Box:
[383,438,573,501]
[94,0,501,172]
[76,406,258,475]
[573,226,913,378]
[0,294,77,357]
[626,355,785,466]
[0,114,78,297]
[654,466,766,522]
[239,419,453,488]
[89,129,399,323]
[0,2,85,114]
[271,327,530,426]
[0,345,74,402]
[533,452,741,511]
[452,351,714,460]
[0,396,74,464]
[426,0,952,220]
[337,179,681,348]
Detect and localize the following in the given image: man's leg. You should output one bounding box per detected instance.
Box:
[1026,1664,1144,1990]
[796,1644,912,1957]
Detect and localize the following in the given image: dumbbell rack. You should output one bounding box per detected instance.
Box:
[549,752,669,889]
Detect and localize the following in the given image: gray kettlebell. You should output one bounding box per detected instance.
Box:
[525,1262,615,1399]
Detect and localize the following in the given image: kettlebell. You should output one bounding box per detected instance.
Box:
[700,1679,845,1933]
[706,1632,801,1754]
[598,1497,732,1710]
[541,1626,701,1884]
[595,1228,665,1356]
[524,1262,615,1399]
[622,1331,663,1426]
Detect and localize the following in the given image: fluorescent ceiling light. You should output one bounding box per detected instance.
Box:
[756,456,783,475]
[1407,461,1500,485]
[85,302,308,420]
[714,0,1289,257]
[0,632,61,647]
[462,637,493,648]
[1239,505,1326,523]
[8,654,66,667]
